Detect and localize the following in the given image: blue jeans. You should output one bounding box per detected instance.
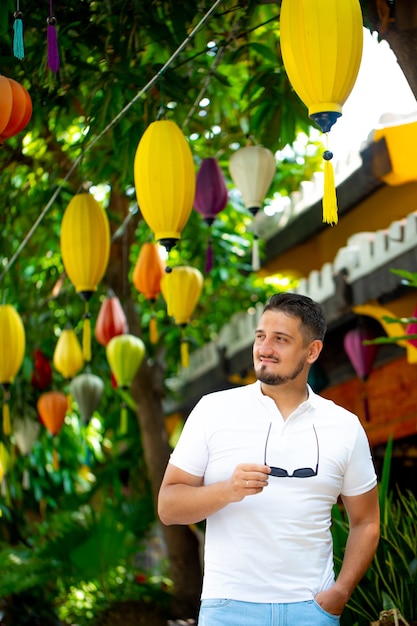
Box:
[198,598,341,626]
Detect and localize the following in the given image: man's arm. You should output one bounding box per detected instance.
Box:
[315,485,380,615]
[158,462,270,526]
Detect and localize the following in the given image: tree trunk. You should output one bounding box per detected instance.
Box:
[362,0,417,99]
[105,191,202,620]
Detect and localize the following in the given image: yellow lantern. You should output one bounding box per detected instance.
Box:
[60,192,111,361]
[106,334,145,433]
[280,0,363,224]
[161,266,203,368]
[0,304,25,435]
[133,120,196,253]
[53,327,84,380]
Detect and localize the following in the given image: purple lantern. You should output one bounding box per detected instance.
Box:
[194,158,228,272]
[344,326,379,421]
[406,305,417,349]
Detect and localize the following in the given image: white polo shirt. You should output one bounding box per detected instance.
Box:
[169,381,377,603]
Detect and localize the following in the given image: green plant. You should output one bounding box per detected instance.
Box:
[332,437,417,625]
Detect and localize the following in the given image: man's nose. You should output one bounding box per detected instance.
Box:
[260,337,274,354]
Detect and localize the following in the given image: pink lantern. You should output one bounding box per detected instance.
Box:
[406,306,417,348]
[194,158,228,272]
[344,327,379,421]
[95,294,128,347]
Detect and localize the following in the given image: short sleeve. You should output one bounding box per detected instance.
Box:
[341,424,377,496]
[169,398,209,477]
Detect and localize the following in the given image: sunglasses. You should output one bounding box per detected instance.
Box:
[264,422,319,478]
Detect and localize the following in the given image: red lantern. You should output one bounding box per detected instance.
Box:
[194,158,228,272]
[344,327,379,422]
[132,243,165,343]
[0,75,32,144]
[95,295,128,347]
[31,349,52,391]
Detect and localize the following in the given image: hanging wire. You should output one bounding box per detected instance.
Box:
[0,0,225,284]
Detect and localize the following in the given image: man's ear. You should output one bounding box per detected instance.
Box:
[307,340,323,364]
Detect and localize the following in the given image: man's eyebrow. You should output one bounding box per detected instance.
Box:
[255,329,292,338]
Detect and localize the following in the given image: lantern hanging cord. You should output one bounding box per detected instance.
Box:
[0,0,225,284]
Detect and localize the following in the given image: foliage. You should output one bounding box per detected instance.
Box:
[332,438,417,626]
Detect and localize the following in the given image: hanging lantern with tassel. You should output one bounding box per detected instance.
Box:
[133,119,196,255]
[30,349,52,391]
[229,144,276,271]
[194,157,228,273]
[37,390,67,469]
[0,74,32,145]
[343,326,379,422]
[280,0,363,225]
[0,304,25,436]
[53,326,84,411]
[161,266,203,369]
[95,293,128,347]
[60,192,111,363]
[70,373,104,424]
[53,326,84,381]
[132,242,165,344]
[106,334,145,434]
[14,416,40,489]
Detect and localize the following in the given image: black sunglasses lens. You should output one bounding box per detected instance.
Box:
[292,468,316,477]
[269,466,289,477]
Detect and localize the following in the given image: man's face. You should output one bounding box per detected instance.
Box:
[253,309,319,386]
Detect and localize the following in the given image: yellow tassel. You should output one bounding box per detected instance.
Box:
[2,403,11,436]
[52,447,59,471]
[83,313,91,362]
[322,151,338,225]
[181,339,189,369]
[66,392,72,413]
[150,315,159,344]
[120,404,128,435]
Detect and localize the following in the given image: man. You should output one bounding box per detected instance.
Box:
[158,293,380,626]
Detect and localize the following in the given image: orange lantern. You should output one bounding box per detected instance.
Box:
[106,334,145,433]
[161,266,203,368]
[0,304,26,435]
[95,294,128,347]
[37,391,67,469]
[132,242,165,343]
[0,75,32,144]
[60,192,111,362]
[133,120,196,254]
[38,391,67,435]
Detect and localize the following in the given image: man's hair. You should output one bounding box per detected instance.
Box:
[263,292,327,342]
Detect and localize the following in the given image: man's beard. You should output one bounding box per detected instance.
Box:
[255,356,306,386]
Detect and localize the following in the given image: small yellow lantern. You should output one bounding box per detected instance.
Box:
[60,192,111,361]
[53,326,84,410]
[106,334,145,433]
[280,0,363,224]
[133,120,196,253]
[0,304,25,435]
[161,266,204,368]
